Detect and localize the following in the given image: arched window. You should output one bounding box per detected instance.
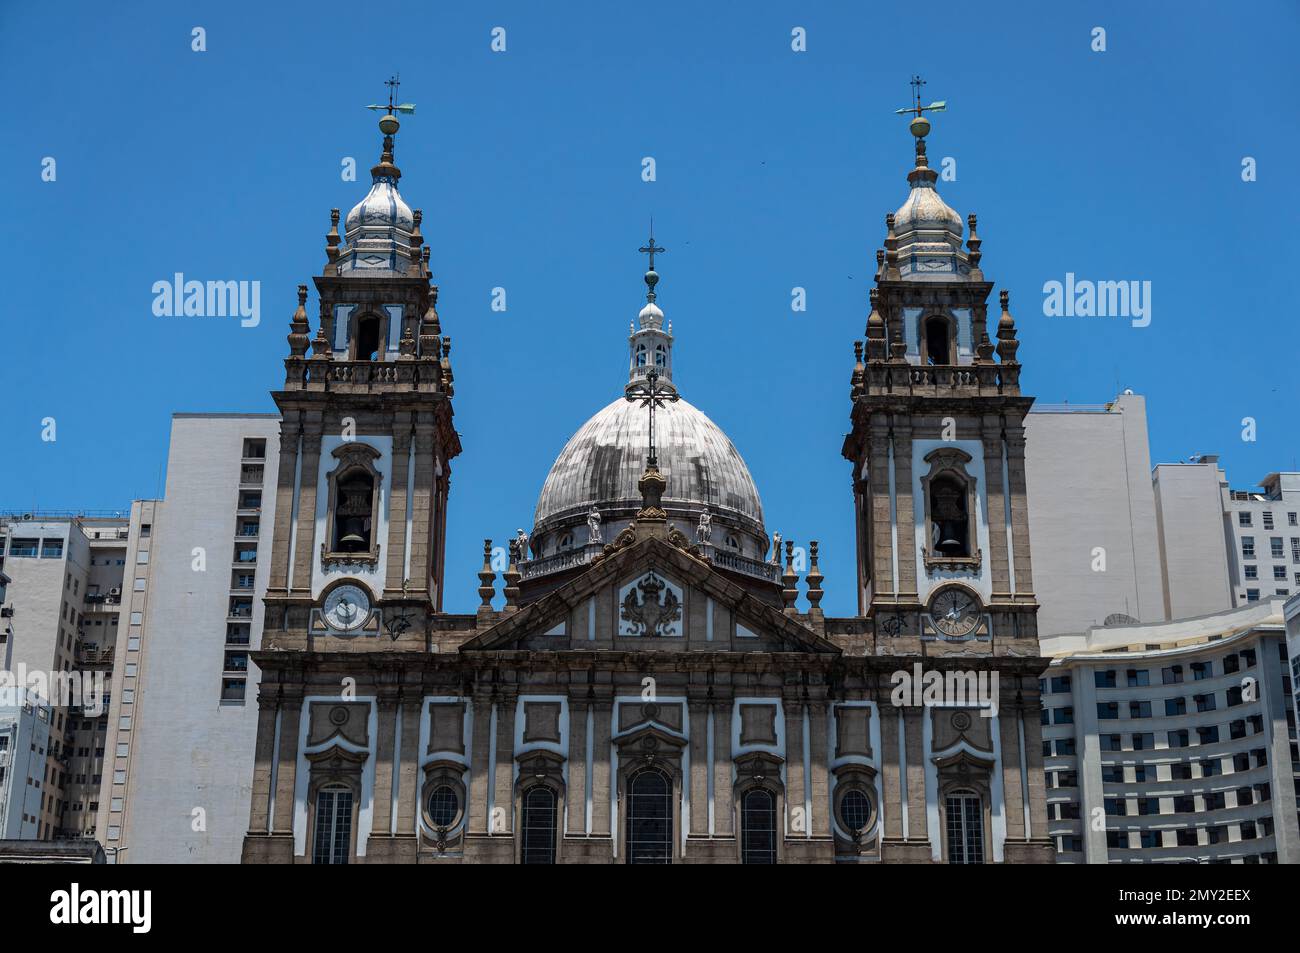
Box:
[725,534,741,551]
[626,767,672,864]
[558,532,574,552]
[924,315,952,366]
[333,469,376,552]
[312,784,353,865]
[520,786,558,864]
[929,474,970,557]
[355,314,382,362]
[945,789,984,864]
[740,788,778,864]
[654,344,667,368]
[635,344,647,367]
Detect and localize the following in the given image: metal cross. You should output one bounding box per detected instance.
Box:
[893,74,946,119]
[639,224,665,272]
[626,367,677,468]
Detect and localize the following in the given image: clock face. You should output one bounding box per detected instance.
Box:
[323,584,370,632]
[928,586,981,638]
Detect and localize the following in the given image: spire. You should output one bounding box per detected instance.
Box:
[628,224,676,394]
[888,76,965,278]
[339,78,419,276]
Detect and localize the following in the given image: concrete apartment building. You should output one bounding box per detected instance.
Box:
[1040,600,1300,864]
[1152,459,1300,613]
[0,689,52,838]
[0,515,126,841]
[1025,394,1166,637]
[103,414,280,863]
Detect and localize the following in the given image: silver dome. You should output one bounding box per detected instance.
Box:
[533,395,764,534]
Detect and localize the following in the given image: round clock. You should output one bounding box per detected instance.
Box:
[323,584,370,632]
[928,585,982,638]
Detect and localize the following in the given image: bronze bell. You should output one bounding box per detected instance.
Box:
[339,517,367,548]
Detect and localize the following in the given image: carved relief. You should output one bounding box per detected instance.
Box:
[427,702,466,755]
[307,701,371,748]
[618,571,683,637]
[522,702,562,744]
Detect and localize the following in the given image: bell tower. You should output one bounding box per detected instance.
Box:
[263,82,460,650]
[842,81,1038,652]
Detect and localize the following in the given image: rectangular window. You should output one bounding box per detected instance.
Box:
[1264,512,1275,530]
[1242,536,1255,559]
[41,539,64,558]
[1165,697,1186,716]
[1194,693,1217,712]
[1246,588,1260,602]
[1239,512,1253,527]
[1167,729,1189,748]
[1126,669,1150,687]
[1245,565,1258,580]
[136,551,149,564]
[1191,660,1211,680]
[1198,726,1220,744]
[1054,707,1074,725]
[9,538,39,557]
[1129,701,1152,719]
[1131,733,1154,750]
[1095,670,1117,689]
[1275,566,1287,581]
[1272,537,1285,559]
[1097,702,1119,719]
[1162,665,1183,684]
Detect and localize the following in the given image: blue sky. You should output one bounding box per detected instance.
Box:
[2,1,1297,616]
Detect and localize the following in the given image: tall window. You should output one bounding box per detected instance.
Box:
[354,315,382,361]
[626,768,672,864]
[520,786,557,864]
[739,789,777,864]
[945,790,984,864]
[312,785,353,865]
[930,474,970,557]
[333,469,376,552]
[923,316,952,365]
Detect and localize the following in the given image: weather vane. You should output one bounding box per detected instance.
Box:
[894,74,946,122]
[366,74,417,117]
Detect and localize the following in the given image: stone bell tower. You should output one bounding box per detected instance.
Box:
[262,84,460,654]
[841,82,1038,653]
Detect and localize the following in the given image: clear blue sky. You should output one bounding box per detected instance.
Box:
[2,1,1296,616]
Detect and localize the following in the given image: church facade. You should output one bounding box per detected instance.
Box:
[239,93,1055,865]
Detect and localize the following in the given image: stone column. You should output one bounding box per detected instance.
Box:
[590,700,613,838]
[467,695,493,834]
[783,698,806,838]
[903,707,928,840]
[980,417,1012,600]
[879,703,905,840]
[271,688,304,835]
[370,692,399,839]
[384,421,413,591]
[1004,424,1036,596]
[567,696,590,836]
[892,419,917,600]
[712,704,734,837]
[807,700,831,838]
[246,686,279,833]
[492,694,517,833]
[392,695,422,854]
[290,426,323,592]
[269,416,300,592]
[407,421,436,595]
[998,703,1027,840]
[688,701,710,836]
[868,424,895,598]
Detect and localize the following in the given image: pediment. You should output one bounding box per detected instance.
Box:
[459,534,839,655]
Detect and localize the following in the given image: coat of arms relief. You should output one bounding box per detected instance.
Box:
[618,571,683,637]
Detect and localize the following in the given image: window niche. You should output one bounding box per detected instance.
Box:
[352,312,385,362]
[419,762,468,854]
[919,447,982,573]
[322,443,383,570]
[920,312,958,366]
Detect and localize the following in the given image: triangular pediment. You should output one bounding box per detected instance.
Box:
[460,534,839,655]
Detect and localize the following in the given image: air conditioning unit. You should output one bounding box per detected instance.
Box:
[108,587,121,597]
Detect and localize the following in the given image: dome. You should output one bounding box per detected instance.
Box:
[534,396,764,534]
[893,179,963,248]
[344,176,414,235]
